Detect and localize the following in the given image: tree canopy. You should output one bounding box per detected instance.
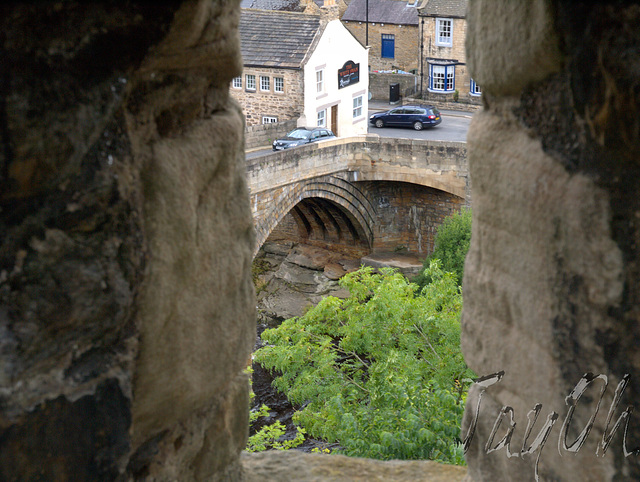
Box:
[254,263,473,463]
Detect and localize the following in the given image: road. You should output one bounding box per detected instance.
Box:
[246,109,473,159]
[366,108,472,142]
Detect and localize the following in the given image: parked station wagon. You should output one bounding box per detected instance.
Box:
[369,105,442,131]
[272,127,336,150]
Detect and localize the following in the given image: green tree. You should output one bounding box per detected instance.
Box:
[415,209,472,288]
[254,264,473,464]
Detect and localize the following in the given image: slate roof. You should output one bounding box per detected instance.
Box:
[419,0,467,18]
[241,0,305,12]
[239,9,322,68]
[342,0,419,26]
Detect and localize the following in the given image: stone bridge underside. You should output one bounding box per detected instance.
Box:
[246,136,469,257]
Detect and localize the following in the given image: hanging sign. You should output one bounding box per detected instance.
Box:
[338,60,360,89]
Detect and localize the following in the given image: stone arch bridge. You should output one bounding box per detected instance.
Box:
[246,136,469,258]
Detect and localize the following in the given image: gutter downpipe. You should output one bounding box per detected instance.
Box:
[365,0,369,47]
[420,17,424,98]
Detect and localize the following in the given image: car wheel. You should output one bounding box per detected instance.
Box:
[375,119,384,128]
[413,121,423,131]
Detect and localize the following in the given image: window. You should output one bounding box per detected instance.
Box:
[246,74,256,91]
[317,109,326,127]
[470,78,482,96]
[274,77,284,93]
[260,76,270,92]
[262,116,278,124]
[429,64,455,92]
[353,95,363,118]
[436,18,452,47]
[232,76,242,89]
[316,70,324,93]
[381,34,395,59]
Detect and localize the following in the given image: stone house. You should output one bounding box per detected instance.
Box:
[341,0,420,73]
[231,8,369,137]
[418,0,480,104]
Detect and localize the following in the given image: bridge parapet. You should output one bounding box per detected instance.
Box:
[246,136,468,198]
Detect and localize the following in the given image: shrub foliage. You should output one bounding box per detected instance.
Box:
[254,263,473,463]
[415,209,472,288]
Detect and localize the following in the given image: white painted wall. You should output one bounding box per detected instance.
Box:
[302,20,369,137]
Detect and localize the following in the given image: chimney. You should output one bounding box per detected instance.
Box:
[321,0,340,20]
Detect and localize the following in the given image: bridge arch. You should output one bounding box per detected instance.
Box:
[254,175,376,255]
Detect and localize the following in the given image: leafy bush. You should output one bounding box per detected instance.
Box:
[415,209,471,288]
[245,367,306,453]
[254,264,473,463]
[246,404,306,452]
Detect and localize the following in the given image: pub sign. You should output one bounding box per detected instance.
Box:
[338,60,359,89]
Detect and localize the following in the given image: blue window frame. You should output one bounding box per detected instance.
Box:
[470,78,482,96]
[429,64,455,92]
[381,34,395,59]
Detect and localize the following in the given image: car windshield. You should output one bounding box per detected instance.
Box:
[287,129,311,139]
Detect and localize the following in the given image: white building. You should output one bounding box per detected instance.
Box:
[233,10,369,137]
[301,19,369,137]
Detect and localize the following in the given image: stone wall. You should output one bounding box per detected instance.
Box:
[369,72,419,101]
[0,1,254,480]
[230,67,304,126]
[343,21,419,73]
[245,119,297,150]
[6,0,639,481]
[363,180,464,255]
[461,1,640,481]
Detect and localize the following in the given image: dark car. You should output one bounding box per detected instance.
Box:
[272,127,336,150]
[369,105,442,131]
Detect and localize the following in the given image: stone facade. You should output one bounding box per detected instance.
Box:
[343,21,420,73]
[0,1,255,480]
[230,67,304,127]
[462,1,640,481]
[420,15,480,105]
[364,180,464,254]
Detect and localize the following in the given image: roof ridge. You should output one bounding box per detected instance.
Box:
[244,8,320,18]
